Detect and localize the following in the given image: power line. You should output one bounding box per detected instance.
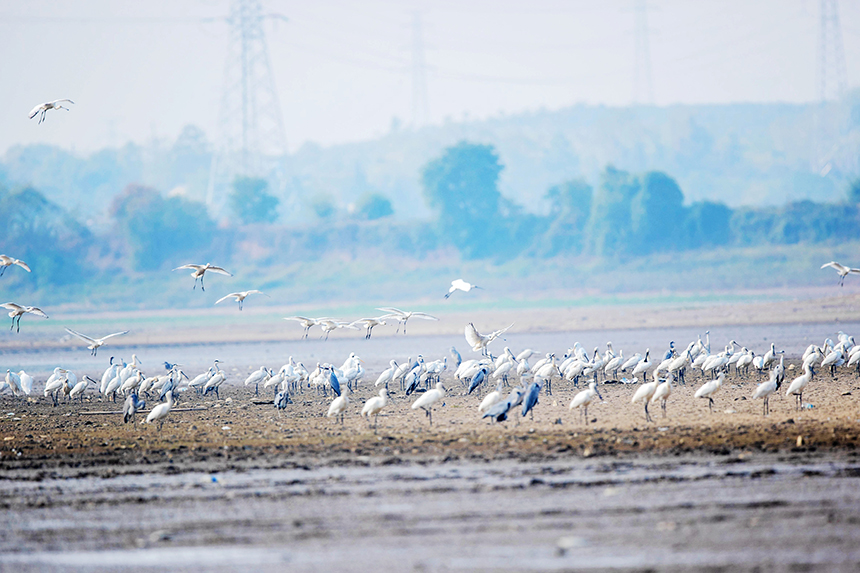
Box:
[632,0,654,105]
[411,12,430,126]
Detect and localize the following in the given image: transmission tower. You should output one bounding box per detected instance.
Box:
[207,0,287,212]
[632,0,654,105]
[411,12,430,127]
[813,0,847,172]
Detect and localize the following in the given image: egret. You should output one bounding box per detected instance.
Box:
[821,261,860,287]
[5,370,22,398]
[464,322,513,357]
[145,390,175,430]
[752,369,781,416]
[1,303,48,332]
[172,263,232,291]
[28,99,74,124]
[786,363,815,410]
[64,327,129,356]
[214,290,268,310]
[444,279,483,299]
[376,307,439,334]
[362,388,392,430]
[0,255,31,277]
[569,381,603,424]
[123,392,146,423]
[17,371,33,395]
[326,394,350,424]
[411,382,445,426]
[694,372,725,413]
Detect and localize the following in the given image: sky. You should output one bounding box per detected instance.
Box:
[1,0,859,155]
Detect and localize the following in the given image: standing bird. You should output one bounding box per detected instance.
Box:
[376,307,439,334]
[450,347,462,368]
[521,381,542,419]
[1,303,48,332]
[478,381,506,414]
[650,373,674,417]
[214,290,267,310]
[444,279,483,299]
[631,372,661,422]
[786,363,815,410]
[123,392,146,423]
[752,369,781,416]
[28,99,74,124]
[362,388,392,430]
[64,328,129,356]
[145,390,175,430]
[326,393,350,424]
[821,261,860,287]
[274,389,292,414]
[694,372,725,413]
[411,382,446,426]
[0,255,31,277]
[569,381,603,424]
[172,263,232,291]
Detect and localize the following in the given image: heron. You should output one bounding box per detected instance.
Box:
[411,382,445,426]
[172,263,232,291]
[1,303,48,332]
[450,346,462,368]
[123,392,146,423]
[468,366,490,395]
[444,278,483,299]
[28,99,74,124]
[376,307,439,334]
[274,389,292,415]
[821,261,860,287]
[214,290,268,310]
[145,390,175,430]
[521,380,542,419]
[64,327,129,356]
[569,380,603,424]
[362,388,392,430]
[0,255,31,277]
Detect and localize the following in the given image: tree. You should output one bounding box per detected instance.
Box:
[354,193,394,220]
[540,178,593,255]
[585,166,640,256]
[629,171,687,254]
[110,185,215,270]
[229,177,280,224]
[685,201,732,247]
[421,141,506,259]
[848,179,860,204]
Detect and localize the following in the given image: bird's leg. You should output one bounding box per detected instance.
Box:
[201,275,206,291]
[644,402,651,423]
[708,398,713,413]
[0,266,5,276]
[16,316,21,333]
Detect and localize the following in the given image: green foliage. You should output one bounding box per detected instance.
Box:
[310,193,336,219]
[229,177,280,224]
[354,193,394,220]
[540,178,593,255]
[685,201,733,247]
[110,185,215,270]
[848,179,860,204]
[629,171,687,254]
[585,166,640,256]
[0,185,92,286]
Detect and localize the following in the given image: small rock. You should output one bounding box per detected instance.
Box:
[797,436,804,447]
[221,425,231,431]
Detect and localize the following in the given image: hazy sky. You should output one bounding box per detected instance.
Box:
[1,0,858,154]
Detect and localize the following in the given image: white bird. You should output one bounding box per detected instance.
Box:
[18,371,33,395]
[214,290,267,310]
[28,99,74,124]
[317,319,359,341]
[349,317,388,340]
[821,261,860,287]
[650,373,673,417]
[376,307,439,334]
[69,375,93,403]
[173,263,232,291]
[326,394,350,424]
[1,302,48,332]
[753,369,781,416]
[244,366,271,396]
[284,316,321,339]
[478,381,506,414]
[631,349,651,378]
[464,322,513,356]
[375,360,399,387]
[786,363,815,410]
[411,382,446,425]
[631,372,661,423]
[694,372,725,413]
[5,370,22,398]
[0,255,31,277]
[444,279,482,299]
[145,390,175,429]
[569,381,602,424]
[65,327,129,356]
[362,388,392,429]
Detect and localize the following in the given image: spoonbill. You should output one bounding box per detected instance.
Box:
[172,263,232,291]
[65,327,129,356]
[1,303,48,332]
[444,279,482,299]
[478,381,506,414]
[362,388,391,429]
[29,99,74,124]
[786,363,815,410]
[214,290,267,310]
[284,316,320,339]
[0,255,31,277]
[349,317,388,340]
[694,372,725,413]
[821,261,860,287]
[650,373,673,417]
[145,390,175,430]
[752,369,781,416]
[569,381,602,424]
[631,372,661,422]
[411,381,445,425]
[464,322,513,357]
[376,307,439,334]
[326,393,350,424]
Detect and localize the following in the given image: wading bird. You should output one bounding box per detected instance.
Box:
[569,381,602,424]
[349,317,388,340]
[444,279,482,299]
[821,261,860,287]
[752,369,781,416]
[464,322,513,357]
[326,393,350,424]
[631,372,661,422]
[172,263,232,291]
[123,392,146,423]
[1,303,48,332]
[362,388,392,430]
[28,99,74,124]
[411,382,445,425]
[65,327,129,356]
[284,316,320,339]
[0,255,31,277]
[376,307,439,334]
[786,363,815,410]
[214,290,267,310]
[145,390,175,430]
[694,372,725,413]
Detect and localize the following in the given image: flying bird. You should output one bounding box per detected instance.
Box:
[1,303,48,332]
[29,99,74,124]
[172,263,232,291]
[464,322,513,357]
[65,327,129,356]
[444,279,482,299]
[214,290,268,310]
[0,255,31,277]
[821,261,860,287]
[376,307,439,334]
